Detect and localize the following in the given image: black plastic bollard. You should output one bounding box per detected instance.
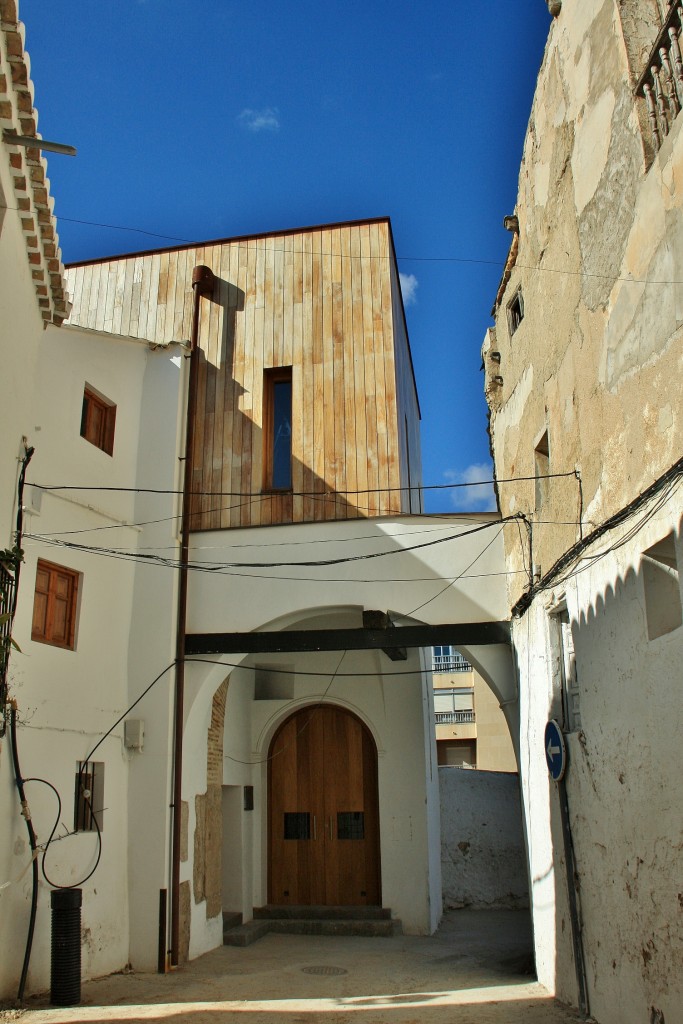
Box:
[50,888,82,1006]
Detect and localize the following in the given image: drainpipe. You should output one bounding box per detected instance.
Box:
[170,264,215,967]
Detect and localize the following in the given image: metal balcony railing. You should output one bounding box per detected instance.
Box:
[636,3,683,154]
[432,654,472,673]
[434,710,476,725]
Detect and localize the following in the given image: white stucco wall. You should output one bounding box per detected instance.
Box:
[0,144,45,548]
[0,119,51,1006]
[182,621,442,950]
[176,514,510,952]
[0,325,183,997]
[517,498,683,1021]
[439,767,528,911]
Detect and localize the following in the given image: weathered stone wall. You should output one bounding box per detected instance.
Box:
[484,0,683,603]
[484,4,683,1022]
[439,768,528,910]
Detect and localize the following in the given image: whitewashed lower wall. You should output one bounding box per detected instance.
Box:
[439,767,528,910]
[518,498,683,1024]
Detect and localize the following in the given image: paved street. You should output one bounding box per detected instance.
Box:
[3,910,585,1024]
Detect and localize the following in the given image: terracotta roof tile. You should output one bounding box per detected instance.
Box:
[1,1,70,325]
[1,2,19,26]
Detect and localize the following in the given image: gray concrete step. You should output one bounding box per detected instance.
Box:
[224,906,402,945]
[265,917,401,937]
[254,904,392,921]
[222,919,270,947]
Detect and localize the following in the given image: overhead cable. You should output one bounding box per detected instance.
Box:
[29,470,577,498]
[6,205,680,285]
[513,456,683,616]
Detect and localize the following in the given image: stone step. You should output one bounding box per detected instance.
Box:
[265,917,401,938]
[223,907,402,946]
[254,904,392,921]
[223,919,270,947]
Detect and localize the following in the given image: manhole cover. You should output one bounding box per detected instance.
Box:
[302,966,348,976]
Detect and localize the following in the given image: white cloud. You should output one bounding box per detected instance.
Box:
[443,463,497,512]
[399,272,418,307]
[238,107,280,133]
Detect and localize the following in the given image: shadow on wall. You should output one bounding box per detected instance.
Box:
[188,275,418,531]
[549,514,682,1020]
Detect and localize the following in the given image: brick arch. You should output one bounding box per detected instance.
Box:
[193,677,229,920]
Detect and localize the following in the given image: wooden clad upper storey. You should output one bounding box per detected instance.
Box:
[65,218,422,529]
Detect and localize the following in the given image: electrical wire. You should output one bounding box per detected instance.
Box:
[29,470,578,499]
[15,662,178,896]
[9,703,38,1003]
[219,649,350,766]
[31,517,489,546]
[80,662,176,767]
[25,539,527,586]
[26,493,270,537]
[29,515,516,569]
[405,524,505,618]
[25,511,582,541]
[21,776,102,891]
[7,204,682,286]
[187,657,469,680]
[22,471,580,541]
[539,477,680,594]
[513,457,683,615]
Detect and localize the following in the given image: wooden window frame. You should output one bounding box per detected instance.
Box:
[31,559,80,650]
[263,367,293,492]
[81,384,116,456]
[507,287,524,336]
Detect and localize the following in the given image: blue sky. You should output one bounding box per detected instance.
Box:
[24,1,549,512]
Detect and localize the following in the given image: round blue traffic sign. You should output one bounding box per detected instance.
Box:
[544,719,567,782]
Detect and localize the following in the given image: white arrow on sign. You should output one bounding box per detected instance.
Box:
[547,739,561,760]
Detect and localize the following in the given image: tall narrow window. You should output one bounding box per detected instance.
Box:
[507,287,524,336]
[534,430,550,509]
[31,559,80,650]
[264,368,292,490]
[81,385,116,456]
[550,607,581,732]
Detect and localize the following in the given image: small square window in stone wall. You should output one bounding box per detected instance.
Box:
[506,287,524,336]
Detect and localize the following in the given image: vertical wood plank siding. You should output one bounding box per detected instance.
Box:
[65,220,421,529]
[390,259,423,513]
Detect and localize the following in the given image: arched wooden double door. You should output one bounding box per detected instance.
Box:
[268,705,380,905]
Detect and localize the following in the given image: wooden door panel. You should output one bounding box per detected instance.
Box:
[269,706,380,906]
[269,709,325,904]
[323,708,379,905]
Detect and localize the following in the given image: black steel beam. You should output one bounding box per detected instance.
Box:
[185,621,510,656]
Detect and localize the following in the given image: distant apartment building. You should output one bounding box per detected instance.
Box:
[432,646,516,772]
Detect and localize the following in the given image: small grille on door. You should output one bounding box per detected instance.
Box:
[284,812,310,839]
[337,811,364,840]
